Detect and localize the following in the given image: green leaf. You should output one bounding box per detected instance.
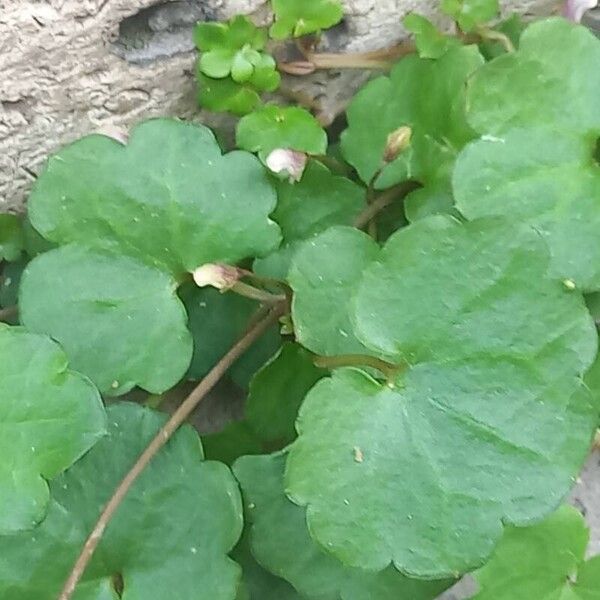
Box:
[231,531,305,600]
[288,226,380,356]
[478,13,524,60]
[203,421,264,466]
[196,16,269,82]
[466,18,600,135]
[470,506,600,599]
[246,343,326,446]
[0,325,105,534]
[270,0,344,39]
[0,258,26,310]
[0,403,243,599]
[198,74,263,115]
[285,217,597,577]
[254,161,366,278]
[20,246,192,395]
[237,106,327,161]
[234,453,454,600]
[0,214,24,261]
[181,283,281,387]
[440,0,499,32]
[403,14,460,59]
[340,45,483,216]
[454,128,600,291]
[28,119,281,275]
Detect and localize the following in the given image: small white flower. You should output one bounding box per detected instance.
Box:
[563,0,597,22]
[192,263,240,290]
[265,148,308,183]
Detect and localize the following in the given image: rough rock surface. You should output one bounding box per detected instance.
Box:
[1,0,557,211]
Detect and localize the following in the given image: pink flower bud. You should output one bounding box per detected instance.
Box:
[563,0,597,22]
[265,148,308,182]
[383,126,412,163]
[192,263,241,290]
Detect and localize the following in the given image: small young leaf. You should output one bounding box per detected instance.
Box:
[440,0,499,32]
[467,18,600,135]
[403,14,460,58]
[285,217,597,577]
[454,128,600,290]
[234,453,454,600]
[288,226,380,356]
[0,214,24,262]
[470,506,600,599]
[0,325,105,533]
[0,403,243,600]
[269,0,344,40]
[28,119,281,276]
[254,160,366,278]
[237,105,327,161]
[246,343,326,446]
[198,73,263,115]
[20,246,192,395]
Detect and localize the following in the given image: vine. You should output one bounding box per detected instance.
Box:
[0,0,599,598]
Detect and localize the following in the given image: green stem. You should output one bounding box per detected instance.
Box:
[354,182,420,230]
[229,281,286,305]
[476,26,515,53]
[313,353,406,383]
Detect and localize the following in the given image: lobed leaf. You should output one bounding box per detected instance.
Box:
[285,216,597,577]
[403,14,460,59]
[0,403,243,600]
[0,325,105,533]
[269,0,344,39]
[237,106,327,162]
[20,246,192,395]
[234,453,454,600]
[440,0,499,32]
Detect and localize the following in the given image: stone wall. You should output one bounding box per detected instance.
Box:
[0,0,557,211]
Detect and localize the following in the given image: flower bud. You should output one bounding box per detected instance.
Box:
[563,0,597,22]
[383,126,412,163]
[265,148,308,182]
[192,263,241,290]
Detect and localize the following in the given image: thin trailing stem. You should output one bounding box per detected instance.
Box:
[278,40,416,74]
[313,353,407,383]
[229,281,287,305]
[0,305,17,322]
[353,182,420,230]
[58,304,285,600]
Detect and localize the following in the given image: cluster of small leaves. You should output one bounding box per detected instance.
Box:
[1,5,600,600]
[195,0,344,114]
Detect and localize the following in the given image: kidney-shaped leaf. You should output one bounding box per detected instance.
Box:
[20,246,193,395]
[234,453,454,600]
[0,325,105,534]
[285,217,598,578]
[454,129,600,290]
[27,119,281,276]
[0,403,243,600]
[470,505,600,599]
[270,0,344,39]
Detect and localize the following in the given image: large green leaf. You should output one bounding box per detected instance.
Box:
[285,217,597,577]
[28,119,281,275]
[470,506,600,599]
[0,214,24,261]
[254,161,365,278]
[340,45,483,207]
[234,453,454,600]
[270,0,344,39]
[0,325,105,534]
[20,246,192,395]
[466,18,600,135]
[236,106,327,162]
[0,403,243,599]
[288,226,379,356]
[454,128,600,290]
[246,343,326,446]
